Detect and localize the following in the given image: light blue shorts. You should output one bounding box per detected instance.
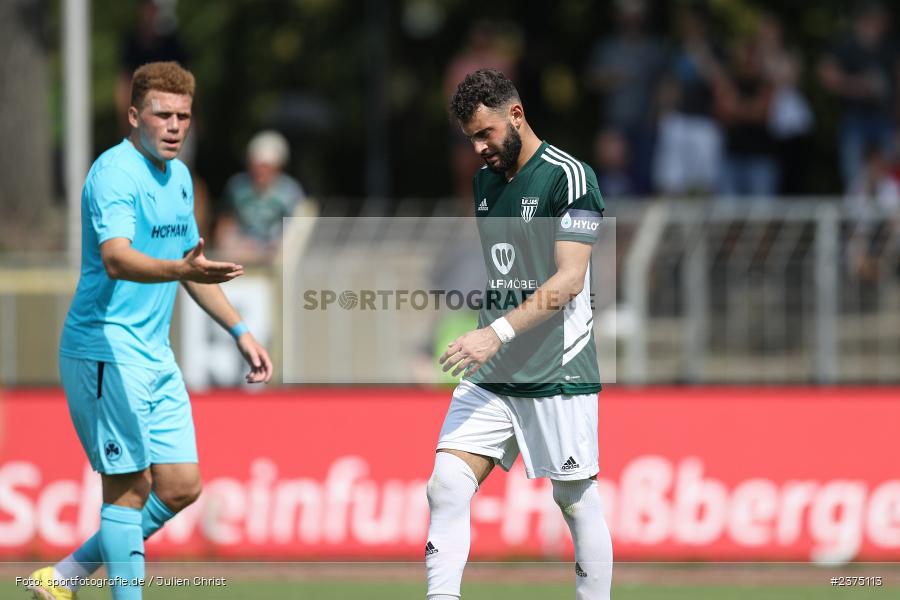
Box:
[59,355,198,475]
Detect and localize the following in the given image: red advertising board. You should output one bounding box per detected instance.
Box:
[1,387,899,561]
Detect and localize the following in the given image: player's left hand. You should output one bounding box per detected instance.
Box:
[439,327,502,377]
[236,333,273,383]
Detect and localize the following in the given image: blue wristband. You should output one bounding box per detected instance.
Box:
[229,321,249,339]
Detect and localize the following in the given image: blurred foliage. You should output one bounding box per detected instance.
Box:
[44,0,892,206]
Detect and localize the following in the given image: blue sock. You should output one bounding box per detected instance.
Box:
[99,503,144,599]
[140,491,177,539]
[68,492,175,576]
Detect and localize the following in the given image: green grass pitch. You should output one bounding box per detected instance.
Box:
[6,562,896,599]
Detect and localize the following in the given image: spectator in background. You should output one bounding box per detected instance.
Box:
[585,0,666,195]
[215,131,306,264]
[593,128,634,199]
[757,13,814,195]
[819,2,900,191]
[845,144,900,284]
[713,37,779,198]
[653,3,724,196]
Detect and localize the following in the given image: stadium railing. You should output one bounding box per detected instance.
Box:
[1,197,897,385]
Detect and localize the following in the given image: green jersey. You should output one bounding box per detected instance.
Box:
[465,141,605,398]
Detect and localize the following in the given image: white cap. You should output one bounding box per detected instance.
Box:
[247,130,290,167]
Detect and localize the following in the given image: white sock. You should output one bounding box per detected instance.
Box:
[425,452,479,599]
[53,554,91,591]
[552,478,613,600]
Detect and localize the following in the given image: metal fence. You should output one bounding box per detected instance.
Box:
[618,199,900,383]
[1,198,898,386]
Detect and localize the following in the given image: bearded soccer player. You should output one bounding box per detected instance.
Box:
[26,62,272,600]
[425,69,613,599]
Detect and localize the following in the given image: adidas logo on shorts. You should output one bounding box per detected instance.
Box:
[561,456,579,471]
[575,562,588,578]
[425,541,439,556]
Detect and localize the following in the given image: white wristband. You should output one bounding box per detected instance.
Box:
[490,316,516,344]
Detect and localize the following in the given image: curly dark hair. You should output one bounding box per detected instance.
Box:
[450,69,520,124]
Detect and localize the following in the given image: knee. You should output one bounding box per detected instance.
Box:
[426,453,478,511]
[426,470,455,511]
[552,484,571,512]
[551,478,592,513]
[102,469,152,509]
[155,478,202,513]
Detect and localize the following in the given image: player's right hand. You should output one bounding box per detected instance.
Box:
[179,238,244,283]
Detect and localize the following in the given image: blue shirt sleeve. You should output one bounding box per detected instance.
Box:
[89,166,138,244]
[184,213,200,254]
[181,169,200,253]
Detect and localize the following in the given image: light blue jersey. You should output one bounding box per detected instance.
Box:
[60,139,199,367]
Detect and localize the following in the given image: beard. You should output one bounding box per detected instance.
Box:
[483,123,522,173]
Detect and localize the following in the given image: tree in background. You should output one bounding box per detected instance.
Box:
[0,0,54,251]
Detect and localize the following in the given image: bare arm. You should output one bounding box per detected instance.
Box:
[440,240,593,376]
[181,279,273,383]
[502,240,592,334]
[181,279,242,330]
[100,237,243,283]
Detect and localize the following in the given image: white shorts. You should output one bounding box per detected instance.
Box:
[436,380,600,480]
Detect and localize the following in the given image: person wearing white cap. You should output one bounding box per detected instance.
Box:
[215,130,306,263]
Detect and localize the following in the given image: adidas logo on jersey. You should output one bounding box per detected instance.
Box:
[425,541,439,556]
[575,562,588,578]
[478,198,489,211]
[561,456,579,471]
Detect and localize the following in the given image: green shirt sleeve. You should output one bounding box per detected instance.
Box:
[553,163,605,244]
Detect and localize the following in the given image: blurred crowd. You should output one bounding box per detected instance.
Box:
[110,0,900,267]
[585,0,899,205]
[436,0,900,236]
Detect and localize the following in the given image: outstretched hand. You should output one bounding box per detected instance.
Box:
[439,327,502,377]
[236,332,274,383]
[180,238,244,283]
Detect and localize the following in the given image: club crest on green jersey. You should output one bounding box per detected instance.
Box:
[521,196,538,223]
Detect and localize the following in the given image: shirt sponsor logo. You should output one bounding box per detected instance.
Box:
[560,210,602,235]
[491,243,515,275]
[151,223,190,239]
[488,279,538,290]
